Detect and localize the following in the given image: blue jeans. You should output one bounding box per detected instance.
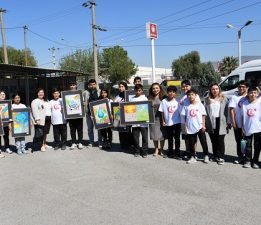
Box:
[86,113,102,144]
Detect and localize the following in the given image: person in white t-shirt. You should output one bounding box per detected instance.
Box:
[12,93,29,155]
[50,88,67,150]
[130,84,149,158]
[159,85,181,158]
[240,86,261,169]
[229,80,249,164]
[181,89,207,164]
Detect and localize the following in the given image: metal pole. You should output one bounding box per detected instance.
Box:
[151,39,156,83]
[0,8,8,64]
[238,30,242,66]
[23,25,28,66]
[91,0,99,83]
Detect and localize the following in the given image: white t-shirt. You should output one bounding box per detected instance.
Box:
[158,98,180,126]
[12,103,26,109]
[114,95,125,103]
[50,98,66,125]
[129,94,148,128]
[210,100,221,118]
[240,99,261,136]
[180,102,206,134]
[229,93,247,128]
[44,101,52,116]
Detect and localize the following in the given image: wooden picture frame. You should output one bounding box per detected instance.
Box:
[120,100,155,125]
[61,90,85,119]
[111,102,129,132]
[11,108,31,137]
[0,100,12,122]
[89,99,113,129]
[125,89,149,102]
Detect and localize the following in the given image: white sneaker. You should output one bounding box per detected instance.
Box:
[88,143,93,147]
[45,144,53,149]
[0,153,5,158]
[70,143,77,150]
[78,143,83,149]
[186,156,197,164]
[5,148,13,154]
[203,155,209,164]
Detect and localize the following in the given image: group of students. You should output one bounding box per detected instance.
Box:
[0,77,260,169]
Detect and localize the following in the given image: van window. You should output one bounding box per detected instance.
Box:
[220,75,239,91]
[245,71,261,87]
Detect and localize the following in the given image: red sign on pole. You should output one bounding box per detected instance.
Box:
[146,22,158,39]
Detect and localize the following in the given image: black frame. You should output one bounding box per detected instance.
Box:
[111,102,129,132]
[0,117,3,136]
[125,89,149,102]
[61,90,85,119]
[11,108,31,137]
[120,100,155,125]
[0,100,12,122]
[89,99,113,129]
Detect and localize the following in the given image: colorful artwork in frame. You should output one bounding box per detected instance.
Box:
[111,102,129,132]
[61,90,85,119]
[120,101,155,125]
[0,116,3,136]
[0,100,12,122]
[89,99,113,129]
[12,108,31,137]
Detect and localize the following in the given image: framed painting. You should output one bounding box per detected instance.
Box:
[0,100,12,122]
[61,90,85,119]
[111,102,129,132]
[11,108,31,137]
[125,89,149,102]
[120,100,155,125]
[0,117,3,136]
[89,99,113,129]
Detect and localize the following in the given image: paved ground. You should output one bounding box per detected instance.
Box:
[0,122,260,225]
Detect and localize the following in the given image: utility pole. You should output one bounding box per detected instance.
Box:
[23,25,28,66]
[0,8,8,64]
[48,47,59,69]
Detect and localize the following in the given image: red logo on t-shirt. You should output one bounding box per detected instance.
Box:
[53,103,60,110]
[168,106,176,113]
[247,108,256,117]
[189,109,198,117]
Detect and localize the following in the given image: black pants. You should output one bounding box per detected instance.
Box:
[33,125,45,150]
[68,118,83,144]
[118,128,132,149]
[132,127,148,155]
[0,126,9,148]
[166,123,181,153]
[198,130,209,156]
[245,132,261,164]
[53,124,67,147]
[233,128,243,158]
[100,127,112,143]
[186,133,198,157]
[208,118,225,159]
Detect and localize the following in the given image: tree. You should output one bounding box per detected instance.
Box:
[59,49,94,73]
[0,46,37,66]
[100,45,137,83]
[219,56,238,76]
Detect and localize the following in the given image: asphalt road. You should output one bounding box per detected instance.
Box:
[0,123,260,225]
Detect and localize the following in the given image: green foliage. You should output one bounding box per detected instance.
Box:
[0,46,37,66]
[100,45,137,83]
[59,49,94,73]
[219,56,238,76]
[171,51,221,87]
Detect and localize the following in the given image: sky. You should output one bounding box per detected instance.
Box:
[1,0,261,69]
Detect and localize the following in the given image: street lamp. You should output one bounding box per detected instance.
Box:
[226,20,253,66]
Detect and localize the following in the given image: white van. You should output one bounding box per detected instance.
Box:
[218,59,261,98]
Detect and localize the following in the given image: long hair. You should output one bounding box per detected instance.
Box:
[99,88,110,100]
[207,83,225,103]
[148,83,166,100]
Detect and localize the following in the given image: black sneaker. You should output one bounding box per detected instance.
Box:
[54,146,59,150]
[134,153,140,157]
[61,145,66,150]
